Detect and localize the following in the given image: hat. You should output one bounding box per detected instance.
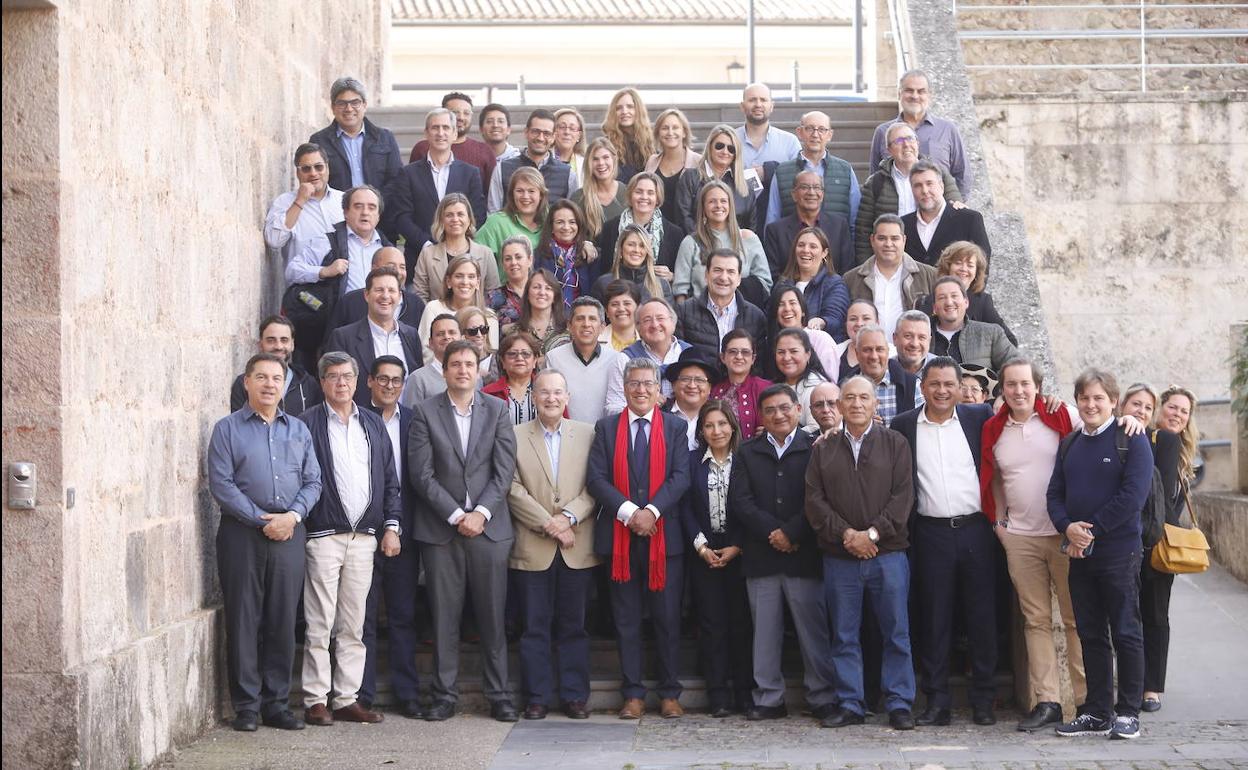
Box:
[664,346,721,384]
[960,363,998,397]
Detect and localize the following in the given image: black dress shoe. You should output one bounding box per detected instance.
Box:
[563,701,590,720]
[231,710,258,732]
[1017,702,1063,732]
[1141,697,1162,713]
[745,704,788,721]
[425,700,456,721]
[811,703,841,720]
[709,703,733,718]
[261,710,306,731]
[889,709,916,730]
[401,699,427,719]
[973,705,997,726]
[821,708,866,728]
[523,703,548,720]
[492,700,520,722]
[915,705,951,726]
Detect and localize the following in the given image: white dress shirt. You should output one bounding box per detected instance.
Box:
[345,228,383,293]
[368,318,405,360]
[446,397,493,525]
[264,187,345,268]
[891,165,917,217]
[767,428,799,459]
[326,403,372,528]
[915,408,981,518]
[615,408,664,525]
[872,262,906,339]
[845,422,872,463]
[428,155,453,200]
[915,200,947,251]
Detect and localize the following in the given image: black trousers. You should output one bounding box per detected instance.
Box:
[217,516,305,717]
[688,554,754,709]
[912,515,998,710]
[360,542,424,705]
[514,552,593,706]
[611,545,685,700]
[1069,548,1145,719]
[1139,556,1175,694]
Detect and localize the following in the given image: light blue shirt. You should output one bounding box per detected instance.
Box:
[543,424,562,481]
[337,125,366,187]
[345,228,382,292]
[737,124,802,170]
[207,406,322,527]
[764,151,862,228]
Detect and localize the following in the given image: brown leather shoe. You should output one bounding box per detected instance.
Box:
[304,703,333,726]
[332,701,384,723]
[660,698,684,719]
[618,697,645,720]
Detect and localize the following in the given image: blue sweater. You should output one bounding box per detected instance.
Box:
[1046,425,1152,559]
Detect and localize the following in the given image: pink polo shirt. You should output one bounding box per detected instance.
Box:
[990,407,1081,537]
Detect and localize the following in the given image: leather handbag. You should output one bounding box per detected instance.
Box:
[1150,488,1210,574]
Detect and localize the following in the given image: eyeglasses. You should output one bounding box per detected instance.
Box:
[795,183,824,192]
[724,347,754,358]
[528,128,554,138]
[711,141,736,155]
[624,380,658,390]
[762,402,795,416]
[297,162,326,174]
[960,384,984,395]
[555,123,582,133]
[676,376,709,386]
[463,325,490,337]
[372,376,404,388]
[324,372,357,383]
[799,126,831,135]
[504,350,534,360]
[333,98,364,110]
[890,135,918,146]
[810,399,838,410]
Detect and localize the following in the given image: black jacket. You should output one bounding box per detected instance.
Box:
[727,429,822,578]
[322,318,424,406]
[901,206,991,267]
[596,215,686,273]
[309,117,403,206]
[230,365,323,416]
[300,403,402,538]
[325,287,426,344]
[762,212,855,279]
[364,403,418,538]
[680,449,741,552]
[383,159,487,265]
[675,290,767,359]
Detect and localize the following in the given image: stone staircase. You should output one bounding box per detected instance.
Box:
[372,100,900,181]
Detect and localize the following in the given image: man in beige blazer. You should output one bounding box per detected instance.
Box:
[508,369,599,720]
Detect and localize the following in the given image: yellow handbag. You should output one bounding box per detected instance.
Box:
[1150,490,1210,574]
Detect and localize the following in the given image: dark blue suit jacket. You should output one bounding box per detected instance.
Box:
[889,402,992,518]
[364,403,418,539]
[680,449,741,552]
[384,159,487,263]
[309,117,403,204]
[325,287,426,345]
[300,403,402,537]
[323,318,424,406]
[587,410,692,558]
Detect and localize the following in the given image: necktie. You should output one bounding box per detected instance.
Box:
[632,418,649,475]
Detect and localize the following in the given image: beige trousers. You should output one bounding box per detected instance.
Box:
[302,531,376,709]
[1000,530,1087,707]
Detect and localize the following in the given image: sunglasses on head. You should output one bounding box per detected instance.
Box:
[711,141,736,154]
[463,325,489,337]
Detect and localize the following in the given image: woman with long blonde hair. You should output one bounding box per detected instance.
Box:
[645,108,701,225]
[590,224,673,304]
[672,180,771,305]
[601,87,654,180]
[570,137,628,240]
[673,124,758,234]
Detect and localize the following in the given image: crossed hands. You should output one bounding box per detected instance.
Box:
[699,545,742,568]
[842,528,879,559]
[456,511,487,538]
[1064,522,1095,559]
[260,512,299,541]
[768,528,798,554]
[628,508,658,537]
[543,516,576,549]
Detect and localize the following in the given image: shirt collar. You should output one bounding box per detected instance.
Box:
[766,428,798,453]
[573,342,601,365]
[1005,409,1039,427]
[326,400,360,425]
[707,294,737,317]
[1083,417,1115,437]
[348,227,381,246]
[919,199,947,225]
[427,154,452,172]
[845,421,873,443]
[241,403,288,424]
[370,400,401,424]
[337,123,366,139]
[367,317,396,337]
[917,406,960,426]
[542,421,562,440]
[628,406,657,425]
[703,447,732,467]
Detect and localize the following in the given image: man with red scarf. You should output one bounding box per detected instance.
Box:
[587,357,692,719]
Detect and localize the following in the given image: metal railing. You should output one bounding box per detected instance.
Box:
[886,0,918,76]
[954,2,1248,93]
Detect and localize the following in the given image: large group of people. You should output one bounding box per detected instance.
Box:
[211,72,1204,740]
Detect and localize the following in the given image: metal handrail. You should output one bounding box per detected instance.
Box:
[886,0,916,76]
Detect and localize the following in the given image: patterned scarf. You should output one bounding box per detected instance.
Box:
[618,208,665,263]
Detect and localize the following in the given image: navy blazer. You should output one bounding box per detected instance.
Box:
[323,318,424,406]
[300,403,402,538]
[587,410,692,558]
[325,287,426,344]
[680,449,741,552]
[309,118,403,205]
[901,206,991,267]
[365,403,418,538]
[889,402,993,517]
[384,159,487,263]
[762,212,855,279]
[727,429,822,579]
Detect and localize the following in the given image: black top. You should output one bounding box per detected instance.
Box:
[657,168,683,227]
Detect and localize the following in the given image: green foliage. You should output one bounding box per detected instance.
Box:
[1232,325,1248,436]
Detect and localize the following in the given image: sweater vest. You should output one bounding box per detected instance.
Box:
[775,154,855,221]
[500,154,572,202]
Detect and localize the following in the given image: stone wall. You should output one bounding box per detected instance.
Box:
[1,2,385,768]
[974,94,1248,400]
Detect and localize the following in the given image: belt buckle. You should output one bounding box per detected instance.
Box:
[950,514,972,529]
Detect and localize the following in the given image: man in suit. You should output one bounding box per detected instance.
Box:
[587,357,692,719]
[229,315,323,416]
[208,353,321,733]
[358,355,426,719]
[408,92,498,189]
[762,169,854,278]
[675,250,767,359]
[408,340,519,722]
[840,324,918,427]
[386,108,488,274]
[842,214,937,339]
[729,384,838,722]
[308,77,402,205]
[889,356,998,727]
[325,246,426,338]
[323,266,423,406]
[902,160,990,266]
[506,370,599,720]
[298,352,400,727]
[928,276,1018,373]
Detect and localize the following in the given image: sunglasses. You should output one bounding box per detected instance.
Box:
[297,162,326,174]
[711,141,736,155]
[463,325,490,337]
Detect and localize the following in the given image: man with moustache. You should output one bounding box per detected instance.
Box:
[842,214,936,340]
[901,161,990,267]
[763,169,854,277]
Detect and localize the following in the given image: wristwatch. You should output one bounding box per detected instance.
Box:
[867,527,879,544]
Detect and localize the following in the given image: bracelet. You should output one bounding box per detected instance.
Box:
[292,200,304,210]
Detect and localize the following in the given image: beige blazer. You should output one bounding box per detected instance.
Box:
[507,418,600,571]
[411,240,501,304]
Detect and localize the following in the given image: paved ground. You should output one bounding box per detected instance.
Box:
[160,564,1248,770]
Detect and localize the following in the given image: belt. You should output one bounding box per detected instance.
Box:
[918,512,985,529]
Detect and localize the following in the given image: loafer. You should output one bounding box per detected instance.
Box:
[523,703,548,720]
[915,705,951,726]
[303,703,334,726]
[745,704,788,721]
[709,703,733,718]
[619,698,645,720]
[1017,702,1063,732]
[333,702,384,723]
[491,701,520,723]
[660,698,684,719]
[261,710,305,731]
[401,699,426,720]
[231,710,258,732]
[973,706,997,726]
[888,708,916,731]
[1141,697,1161,713]
[425,700,456,721]
[563,700,590,720]
[821,708,866,729]
[811,703,840,720]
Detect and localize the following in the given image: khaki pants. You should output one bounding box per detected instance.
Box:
[1000,530,1086,707]
[302,532,376,709]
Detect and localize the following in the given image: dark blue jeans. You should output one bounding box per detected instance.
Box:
[361,543,423,705]
[514,552,593,706]
[1068,548,1145,719]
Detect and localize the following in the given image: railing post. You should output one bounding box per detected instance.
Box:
[854,0,865,93]
[518,75,526,105]
[792,60,802,101]
[1140,1,1148,92]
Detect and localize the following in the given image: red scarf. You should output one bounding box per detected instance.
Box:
[611,408,668,590]
[979,396,1073,522]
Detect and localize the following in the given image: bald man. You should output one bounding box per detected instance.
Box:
[765,111,860,234]
[736,83,801,170]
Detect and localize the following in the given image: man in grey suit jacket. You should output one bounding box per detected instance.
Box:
[408,340,519,723]
[928,276,1017,374]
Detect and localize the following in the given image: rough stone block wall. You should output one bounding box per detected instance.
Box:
[974,95,1248,400]
[2,1,385,767]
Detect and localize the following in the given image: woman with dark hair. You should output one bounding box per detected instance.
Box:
[645,109,701,226]
[771,328,828,431]
[682,399,753,717]
[766,284,840,383]
[599,279,641,351]
[503,270,570,354]
[915,241,1016,344]
[570,137,628,241]
[674,124,760,235]
[590,224,673,305]
[534,199,599,311]
[710,329,772,439]
[673,180,771,305]
[596,171,685,280]
[477,166,548,269]
[487,236,534,327]
[482,331,544,425]
[601,87,654,181]
[781,227,850,341]
[834,298,892,373]
[412,192,501,302]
